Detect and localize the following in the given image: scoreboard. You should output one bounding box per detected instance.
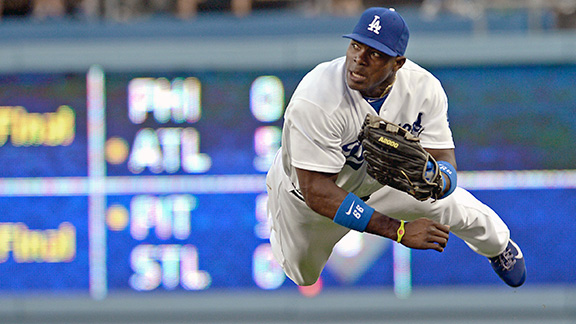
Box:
[0,67,294,298]
[1,64,575,299]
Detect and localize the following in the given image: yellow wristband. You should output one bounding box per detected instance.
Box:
[396,220,405,243]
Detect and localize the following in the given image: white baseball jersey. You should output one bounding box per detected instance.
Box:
[280,56,454,198]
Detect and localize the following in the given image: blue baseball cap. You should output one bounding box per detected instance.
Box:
[343,7,409,57]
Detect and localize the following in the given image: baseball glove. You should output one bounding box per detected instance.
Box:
[359,114,443,201]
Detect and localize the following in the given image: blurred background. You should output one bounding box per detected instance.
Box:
[0,0,575,323]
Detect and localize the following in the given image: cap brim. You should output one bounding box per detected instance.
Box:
[343,33,399,57]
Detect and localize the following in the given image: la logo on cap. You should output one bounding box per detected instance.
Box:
[343,7,409,57]
[367,15,382,34]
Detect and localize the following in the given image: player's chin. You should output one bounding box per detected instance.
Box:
[346,76,368,92]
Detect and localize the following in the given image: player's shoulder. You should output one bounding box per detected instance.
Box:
[301,57,346,88]
[399,59,438,80]
[290,57,347,111]
[397,59,443,89]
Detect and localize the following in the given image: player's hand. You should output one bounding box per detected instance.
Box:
[400,218,450,252]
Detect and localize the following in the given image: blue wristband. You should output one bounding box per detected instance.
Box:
[438,161,457,199]
[333,193,375,232]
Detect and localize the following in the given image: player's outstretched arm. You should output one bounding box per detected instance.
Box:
[295,167,450,252]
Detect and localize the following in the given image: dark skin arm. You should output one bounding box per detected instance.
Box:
[425,148,457,196]
[295,148,455,252]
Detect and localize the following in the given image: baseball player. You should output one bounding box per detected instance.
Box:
[266,7,526,288]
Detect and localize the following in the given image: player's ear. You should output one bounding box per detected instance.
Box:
[394,56,406,71]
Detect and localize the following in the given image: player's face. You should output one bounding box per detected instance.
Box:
[345,40,405,98]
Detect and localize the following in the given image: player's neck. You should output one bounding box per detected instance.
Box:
[365,75,396,100]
